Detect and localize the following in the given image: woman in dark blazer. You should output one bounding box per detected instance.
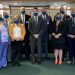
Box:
[51,13,66,64]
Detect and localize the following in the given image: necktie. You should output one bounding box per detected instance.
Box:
[43,16,45,20]
[35,17,38,27]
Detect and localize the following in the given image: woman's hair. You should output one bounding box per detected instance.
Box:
[53,13,62,22]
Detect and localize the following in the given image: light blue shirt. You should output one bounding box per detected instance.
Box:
[0,24,8,42]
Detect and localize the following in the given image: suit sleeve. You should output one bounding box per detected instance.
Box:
[8,24,14,41]
[48,16,53,34]
[28,18,34,35]
[60,22,66,36]
[39,19,43,36]
[21,24,26,40]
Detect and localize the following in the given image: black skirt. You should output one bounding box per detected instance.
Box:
[52,38,65,49]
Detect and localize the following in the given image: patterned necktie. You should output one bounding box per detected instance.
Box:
[35,17,38,27]
[43,16,45,20]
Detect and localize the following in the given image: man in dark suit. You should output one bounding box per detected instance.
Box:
[59,7,70,61]
[40,7,52,59]
[19,7,31,60]
[67,9,75,64]
[28,7,43,64]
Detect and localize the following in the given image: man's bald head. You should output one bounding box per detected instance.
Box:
[20,7,25,11]
[60,7,65,14]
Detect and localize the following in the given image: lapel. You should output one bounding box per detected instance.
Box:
[32,16,39,25]
[21,14,26,24]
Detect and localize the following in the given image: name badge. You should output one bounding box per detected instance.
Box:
[47,20,49,24]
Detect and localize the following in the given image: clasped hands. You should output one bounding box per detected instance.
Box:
[33,34,39,39]
[68,35,75,38]
[52,33,62,39]
[15,37,22,41]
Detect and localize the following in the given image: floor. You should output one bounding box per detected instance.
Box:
[0,59,75,75]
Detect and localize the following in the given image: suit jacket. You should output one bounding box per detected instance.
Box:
[9,23,26,41]
[19,14,31,32]
[40,14,52,34]
[28,16,43,40]
[66,18,75,35]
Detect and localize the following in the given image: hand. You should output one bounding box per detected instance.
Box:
[68,35,75,38]
[54,35,59,39]
[15,37,21,41]
[52,33,55,36]
[57,33,62,37]
[34,34,39,39]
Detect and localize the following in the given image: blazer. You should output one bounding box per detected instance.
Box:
[66,18,75,35]
[19,14,31,32]
[51,21,66,44]
[40,14,52,34]
[9,23,26,41]
[28,16,43,40]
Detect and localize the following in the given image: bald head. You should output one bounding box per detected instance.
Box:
[60,7,64,11]
[20,7,25,11]
[20,7,25,14]
[60,7,65,14]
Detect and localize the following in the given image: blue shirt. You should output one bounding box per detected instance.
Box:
[0,24,9,42]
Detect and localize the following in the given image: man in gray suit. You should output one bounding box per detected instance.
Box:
[28,7,43,64]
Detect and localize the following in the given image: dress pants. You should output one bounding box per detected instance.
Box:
[11,41,22,64]
[43,33,48,57]
[30,38,42,61]
[68,38,75,61]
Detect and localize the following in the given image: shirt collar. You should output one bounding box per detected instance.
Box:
[42,15,46,19]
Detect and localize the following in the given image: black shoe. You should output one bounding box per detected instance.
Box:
[37,60,41,64]
[0,68,1,70]
[45,57,50,60]
[25,57,30,60]
[16,60,21,66]
[12,63,16,66]
[16,63,21,66]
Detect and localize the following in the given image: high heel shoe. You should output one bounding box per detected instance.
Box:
[58,61,62,65]
[54,59,58,64]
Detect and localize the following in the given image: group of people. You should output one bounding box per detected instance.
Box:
[0,6,75,69]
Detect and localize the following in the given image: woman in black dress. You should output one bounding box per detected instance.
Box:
[51,13,66,64]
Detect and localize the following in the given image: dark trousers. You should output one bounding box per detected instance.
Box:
[11,41,22,64]
[68,38,75,61]
[30,38,42,61]
[43,33,48,57]
[20,34,30,59]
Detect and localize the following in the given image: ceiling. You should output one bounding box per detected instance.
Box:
[0,0,75,7]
